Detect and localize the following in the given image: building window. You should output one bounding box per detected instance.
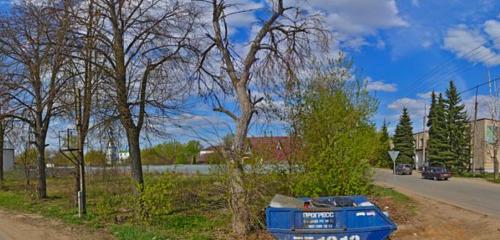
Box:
[486,126,499,144]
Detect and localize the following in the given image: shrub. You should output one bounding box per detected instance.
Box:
[293,88,378,196]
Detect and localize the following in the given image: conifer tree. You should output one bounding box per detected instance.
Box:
[427,91,437,129]
[428,93,453,165]
[376,120,392,168]
[393,108,415,164]
[445,81,470,172]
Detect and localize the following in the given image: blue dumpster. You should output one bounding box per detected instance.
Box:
[266,195,397,240]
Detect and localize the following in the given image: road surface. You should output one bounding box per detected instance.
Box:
[374,168,500,218]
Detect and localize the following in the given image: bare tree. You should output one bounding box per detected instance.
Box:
[52,0,106,214]
[0,1,72,198]
[196,0,328,234]
[87,0,197,189]
[487,79,500,180]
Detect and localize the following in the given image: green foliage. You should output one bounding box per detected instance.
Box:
[427,82,470,173]
[15,147,37,165]
[141,140,202,165]
[85,150,107,166]
[375,120,392,168]
[428,93,453,164]
[393,108,415,164]
[137,178,175,224]
[293,87,377,196]
[445,81,471,173]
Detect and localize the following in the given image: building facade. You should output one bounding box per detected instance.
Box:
[413,118,500,172]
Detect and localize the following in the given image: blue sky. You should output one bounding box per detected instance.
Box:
[341,0,500,133]
[2,0,500,147]
[210,0,500,137]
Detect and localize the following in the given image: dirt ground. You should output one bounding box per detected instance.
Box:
[0,210,113,240]
[391,193,500,240]
[0,193,499,240]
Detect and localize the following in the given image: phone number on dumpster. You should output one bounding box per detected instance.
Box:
[293,235,361,240]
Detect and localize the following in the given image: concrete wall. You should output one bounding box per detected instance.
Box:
[2,148,14,171]
[472,119,500,173]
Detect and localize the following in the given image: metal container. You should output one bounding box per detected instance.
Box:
[266,195,397,240]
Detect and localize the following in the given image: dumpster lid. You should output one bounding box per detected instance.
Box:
[269,194,305,208]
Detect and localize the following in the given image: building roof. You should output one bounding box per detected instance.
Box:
[247,136,295,162]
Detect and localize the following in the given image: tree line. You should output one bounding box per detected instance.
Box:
[380,81,472,173]
[0,0,331,235]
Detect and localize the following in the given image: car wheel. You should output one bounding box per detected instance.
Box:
[445,178,448,180]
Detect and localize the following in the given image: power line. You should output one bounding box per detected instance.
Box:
[399,33,500,96]
[459,76,500,95]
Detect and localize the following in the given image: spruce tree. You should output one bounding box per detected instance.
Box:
[376,120,392,168]
[445,81,470,173]
[393,108,415,164]
[428,93,453,165]
[427,91,436,129]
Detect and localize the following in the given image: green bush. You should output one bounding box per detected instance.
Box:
[137,178,175,224]
[293,87,378,197]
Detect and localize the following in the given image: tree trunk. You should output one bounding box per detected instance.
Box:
[36,142,47,199]
[126,128,144,191]
[73,170,80,207]
[0,121,4,183]
[494,147,498,181]
[77,147,86,214]
[228,85,253,235]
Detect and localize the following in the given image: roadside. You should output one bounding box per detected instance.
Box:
[389,188,500,240]
[0,209,113,240]
[374,168,500,217]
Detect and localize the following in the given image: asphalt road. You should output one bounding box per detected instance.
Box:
[374,168,500,218]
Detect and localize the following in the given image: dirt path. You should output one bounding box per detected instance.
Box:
[391,191,500,240]
[0,210,113,240]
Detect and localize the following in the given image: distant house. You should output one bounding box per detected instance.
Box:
[247,136,295,162]
[198,136,297,164]
[118,151,130,161]
[198,146,224,164]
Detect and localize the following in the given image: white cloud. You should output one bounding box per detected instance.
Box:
[484,20,500,49]
[443,22,500,66]
[365,77,397,92]
[411,0,420,7]
[388,92,500,133]
[297,0,408,49]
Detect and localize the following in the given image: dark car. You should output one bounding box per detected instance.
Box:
[422,166,451,180]
[395,164,413,175]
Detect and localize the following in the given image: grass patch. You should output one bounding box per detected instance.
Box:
[0,170,229,240]
[456,172,500,184]
[0,169,417,239]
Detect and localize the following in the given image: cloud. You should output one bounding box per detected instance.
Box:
[365,77,397,92]
[443,21,500,66]
[388,92,433,130]
[484,20,500,49]
[296,0,407,49]
[388,91,500,133]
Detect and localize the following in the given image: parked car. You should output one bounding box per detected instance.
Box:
[395,164,413,175]
[422,166,451,180]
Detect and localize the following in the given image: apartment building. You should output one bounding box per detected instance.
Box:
[413,118,500,172]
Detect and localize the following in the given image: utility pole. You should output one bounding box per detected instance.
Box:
[76,89,86,216]
[422,104,427,170]
[471,86,479,176]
